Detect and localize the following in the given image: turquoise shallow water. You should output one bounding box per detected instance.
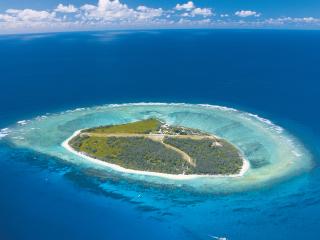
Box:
[4,103,313,193]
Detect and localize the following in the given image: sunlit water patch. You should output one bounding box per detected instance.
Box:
[2,103,313,193]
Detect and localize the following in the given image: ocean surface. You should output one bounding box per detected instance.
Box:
[0,29,320,240]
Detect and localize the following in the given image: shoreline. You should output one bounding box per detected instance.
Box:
[61,129,250,180]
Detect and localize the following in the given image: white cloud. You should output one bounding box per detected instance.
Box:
[175,1,195,11]
[289,17,320,23]
[78,0,163,22]
[235,10,260,18]
[264,17,320,25]
[175,1,213,18]
[79,0,134,21]
[1,9,56,22]
[55,4,78,13]
[0,9,63,34]
[191,8,212,17]
[136,6,163,20]
[79,4,96,12]
[0,13,15,22]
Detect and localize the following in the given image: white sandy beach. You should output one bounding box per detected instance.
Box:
[61,129,250,180]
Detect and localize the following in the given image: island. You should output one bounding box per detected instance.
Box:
[63,118,248,177]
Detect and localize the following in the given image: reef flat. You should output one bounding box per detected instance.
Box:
[2,103,313,193]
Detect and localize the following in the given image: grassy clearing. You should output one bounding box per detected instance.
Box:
[84,118,161,134]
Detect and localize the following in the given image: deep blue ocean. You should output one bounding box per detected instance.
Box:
[0,29,320,240]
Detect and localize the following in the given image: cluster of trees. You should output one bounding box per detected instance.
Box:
[164,137,243,174]
[69,135,89,151]
[106,137,193,174]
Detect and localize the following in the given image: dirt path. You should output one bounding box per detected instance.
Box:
[148,135,195,167]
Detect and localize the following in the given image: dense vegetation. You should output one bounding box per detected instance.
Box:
[163,137,243,174]
[68,118,244,175]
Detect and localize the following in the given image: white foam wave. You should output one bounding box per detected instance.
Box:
[35,115,48,121]
[12,136,25,140]
[0,128,10,139]
[21,102,255,124]
[74,108,86,112]
[292,150,302,157]
[197,104,238,112]
[106,102,238,113]
[246,113,284,133]
[17,120,29,126]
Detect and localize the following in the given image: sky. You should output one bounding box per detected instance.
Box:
[0,0,320,34]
